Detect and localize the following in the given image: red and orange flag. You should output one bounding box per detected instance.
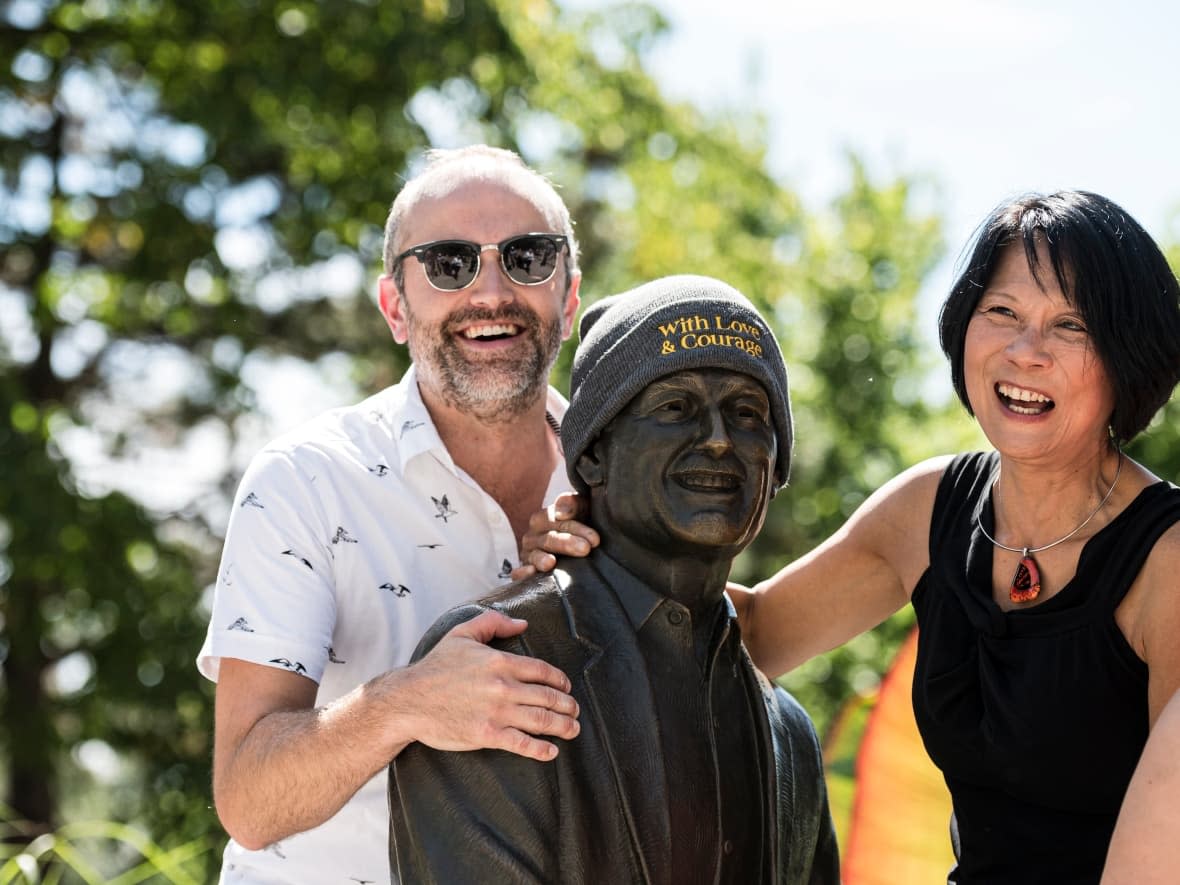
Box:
[823,627,956,884]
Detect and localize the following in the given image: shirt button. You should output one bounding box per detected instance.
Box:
[723,839,734,855]
[667,609,684,626]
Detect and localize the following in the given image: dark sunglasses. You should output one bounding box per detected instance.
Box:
[393,233,569,292]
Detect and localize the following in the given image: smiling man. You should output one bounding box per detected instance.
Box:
[389,275,840,884]
[198,146,584,885]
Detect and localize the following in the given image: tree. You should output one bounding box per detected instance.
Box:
[1124,239,1180,480]
[740,160,970,727]
[1,0,948,872]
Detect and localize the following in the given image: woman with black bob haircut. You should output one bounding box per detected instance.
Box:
[939,190,1180,443]
[521,189,1180,883]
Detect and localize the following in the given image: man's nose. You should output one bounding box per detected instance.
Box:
[466,245,517,310]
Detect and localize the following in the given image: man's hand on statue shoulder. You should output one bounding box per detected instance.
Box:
[512,492,599,580]
[401,609,581,761]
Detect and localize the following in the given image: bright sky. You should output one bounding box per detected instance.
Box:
[607,0,1180,341]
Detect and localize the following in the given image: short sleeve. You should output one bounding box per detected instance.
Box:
[197,446,338,684]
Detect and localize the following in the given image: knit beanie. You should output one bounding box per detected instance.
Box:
[564,274,793,493]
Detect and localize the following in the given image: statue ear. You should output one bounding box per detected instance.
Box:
[575,440,607,488]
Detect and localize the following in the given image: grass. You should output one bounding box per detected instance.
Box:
[0,810,214,885]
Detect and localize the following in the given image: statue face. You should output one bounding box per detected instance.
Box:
[580,367,777,558]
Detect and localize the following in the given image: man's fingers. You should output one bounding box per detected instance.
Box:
[509,680,579,720]
[497,728,561,762]
[407,613,580,756]
[435,614,574,692]
[506,649,573,694]
[449,608,529,643]
[521,698,580,739]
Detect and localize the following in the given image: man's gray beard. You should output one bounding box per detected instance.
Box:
[407,308,563,422]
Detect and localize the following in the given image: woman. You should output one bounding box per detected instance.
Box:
[521,190,1180,883]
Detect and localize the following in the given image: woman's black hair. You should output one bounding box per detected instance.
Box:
[938,190,1180,443]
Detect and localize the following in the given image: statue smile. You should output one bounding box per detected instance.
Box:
[673,468,743,492]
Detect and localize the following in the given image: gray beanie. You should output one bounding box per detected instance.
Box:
[564,274,793,493]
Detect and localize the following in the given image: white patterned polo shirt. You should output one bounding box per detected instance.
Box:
[197,364,570,885]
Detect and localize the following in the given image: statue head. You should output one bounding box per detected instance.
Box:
[563,275,792,564]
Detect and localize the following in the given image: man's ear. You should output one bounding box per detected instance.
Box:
[560,271,582,340]
[574,438,607,488]
[378,275,409,344]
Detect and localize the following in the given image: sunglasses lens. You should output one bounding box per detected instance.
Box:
[501,236,561,285]
[422,242,480,290]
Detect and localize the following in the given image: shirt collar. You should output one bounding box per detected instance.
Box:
[387,365,571,490]
[385,365,454,475]
[593,550,739,640]
[593,551,666,631]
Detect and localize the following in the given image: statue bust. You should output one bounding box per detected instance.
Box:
[389,275,839,884]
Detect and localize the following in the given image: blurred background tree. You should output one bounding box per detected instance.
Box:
[2,0,1177,879]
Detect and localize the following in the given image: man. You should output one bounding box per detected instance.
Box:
[197,145,582,885]
[390,275,840,884]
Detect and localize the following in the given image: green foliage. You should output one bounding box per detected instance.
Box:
[1124,237,1180,484]
[1,0,981,860]
[0,805,214,884]
[734,161,960,729]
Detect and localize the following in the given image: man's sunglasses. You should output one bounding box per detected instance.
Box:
[393,233,569,292]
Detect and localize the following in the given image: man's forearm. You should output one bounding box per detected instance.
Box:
[212,611,580,850]
[214,671,414,850]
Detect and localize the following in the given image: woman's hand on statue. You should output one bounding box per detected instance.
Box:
[513,492,599,579]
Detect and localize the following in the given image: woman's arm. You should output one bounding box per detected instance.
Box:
[741,457,950,677]
[1101,688,1180,884]
[1102,518,1180,882]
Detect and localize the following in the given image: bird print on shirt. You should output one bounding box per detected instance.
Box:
[400,419,424,437]
[281,549,314,570]
[380,582,412,597]
[227,617,254,632]
[327,646,346,664]
[368,463,389,477]
[240,492,265,509]
[498,559,513,580]
[331,526,358,546]
[431,494,457,523]
[269,658,307,675]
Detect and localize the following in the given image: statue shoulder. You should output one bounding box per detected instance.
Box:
[409,601,489,662]
[412,563,598,664]
[487,569,583,649]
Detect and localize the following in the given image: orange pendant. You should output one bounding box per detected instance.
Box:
[1009,551,1041,603]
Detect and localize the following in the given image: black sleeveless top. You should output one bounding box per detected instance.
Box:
[911,451,1180,884]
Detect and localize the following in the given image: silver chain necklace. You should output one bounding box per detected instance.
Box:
[976,451,1123,603]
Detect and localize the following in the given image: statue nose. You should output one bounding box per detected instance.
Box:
[697,406,734,457]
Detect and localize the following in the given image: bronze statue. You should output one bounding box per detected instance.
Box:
[389,275,839,884]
